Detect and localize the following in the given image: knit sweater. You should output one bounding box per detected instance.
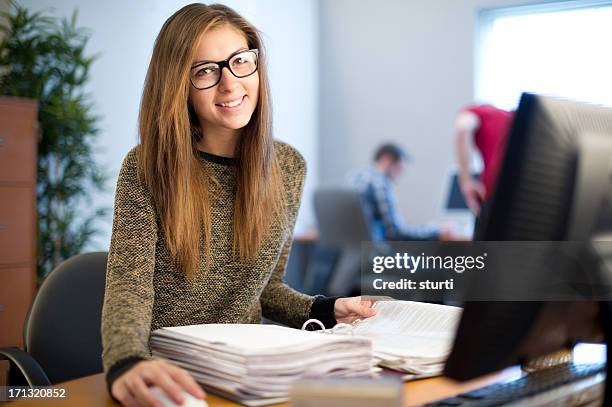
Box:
[101,141,336,390]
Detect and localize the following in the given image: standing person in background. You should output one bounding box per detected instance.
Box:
[352,143,450,241]
[454,105,514,215]
[102,4,377,407]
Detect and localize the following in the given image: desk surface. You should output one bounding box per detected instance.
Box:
[8,368,521,407]
[8,344,606,406]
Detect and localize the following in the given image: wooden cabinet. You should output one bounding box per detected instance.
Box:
[0,97,38,351]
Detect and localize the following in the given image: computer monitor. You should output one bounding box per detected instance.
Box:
[445,173,480,210]
[444,93,612,396]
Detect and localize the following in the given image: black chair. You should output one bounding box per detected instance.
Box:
[0,252,108,386]
[312,188,375,296]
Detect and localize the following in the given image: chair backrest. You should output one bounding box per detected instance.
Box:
[314,188,373,246]
[24,252,107,384]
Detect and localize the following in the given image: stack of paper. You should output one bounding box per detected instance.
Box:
[150,323,374,406]
[349,301,462,379]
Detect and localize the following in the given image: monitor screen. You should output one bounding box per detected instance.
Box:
[445,173,480,210]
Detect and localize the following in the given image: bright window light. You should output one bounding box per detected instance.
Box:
[477,1,612,110]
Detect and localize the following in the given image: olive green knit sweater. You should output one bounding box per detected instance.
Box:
[101,141,335,387]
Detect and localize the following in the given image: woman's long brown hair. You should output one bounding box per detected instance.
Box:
[138,3,284,277]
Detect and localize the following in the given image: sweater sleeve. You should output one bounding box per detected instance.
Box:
[260,237,316,327]
[259,143,319,327]
[101,147,157,376]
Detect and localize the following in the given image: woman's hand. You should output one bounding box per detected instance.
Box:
[334,296,378,324]
[111,359,205,407]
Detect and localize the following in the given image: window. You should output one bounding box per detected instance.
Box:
[476,1,612,110]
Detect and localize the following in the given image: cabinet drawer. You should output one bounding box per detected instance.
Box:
[0,267,34,348]
[0,186,35,265]
[0,98,38,184]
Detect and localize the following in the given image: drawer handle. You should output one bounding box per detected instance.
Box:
[0,136,4,146]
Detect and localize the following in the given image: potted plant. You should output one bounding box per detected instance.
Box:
[0,3,108,281]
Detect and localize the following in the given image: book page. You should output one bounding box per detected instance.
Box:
[157,323,370,355]
[349,301,462,358]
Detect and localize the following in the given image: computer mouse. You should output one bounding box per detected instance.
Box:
[149,386,209,407]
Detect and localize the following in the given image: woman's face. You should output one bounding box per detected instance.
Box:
[189,24,260,137]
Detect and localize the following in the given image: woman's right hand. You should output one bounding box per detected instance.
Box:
[111,359,206,407]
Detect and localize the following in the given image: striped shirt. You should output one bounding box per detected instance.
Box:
[351,166,440,241]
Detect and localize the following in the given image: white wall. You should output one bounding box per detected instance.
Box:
[253,1,319,235]
[17,0,551,247]
[318,0,534,228]
[18,0,319,249]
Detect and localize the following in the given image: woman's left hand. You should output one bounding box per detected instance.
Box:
[334,296,378,324]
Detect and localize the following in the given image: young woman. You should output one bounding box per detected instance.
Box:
[101,4,376,407]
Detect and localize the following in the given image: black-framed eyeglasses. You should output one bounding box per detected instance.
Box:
[190,49,259,90]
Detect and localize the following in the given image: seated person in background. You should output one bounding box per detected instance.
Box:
[351,143,449,241]
[454,104,514,215]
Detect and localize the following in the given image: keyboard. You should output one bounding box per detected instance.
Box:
[426,363,606,406]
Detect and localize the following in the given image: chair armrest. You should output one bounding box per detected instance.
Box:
[0,347,51,386]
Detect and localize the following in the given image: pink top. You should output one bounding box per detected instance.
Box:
[464,104,514,198]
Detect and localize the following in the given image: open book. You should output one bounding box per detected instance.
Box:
[150,300,461,406]
[339,300,462,379]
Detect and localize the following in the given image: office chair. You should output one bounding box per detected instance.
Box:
[0,252,108,386]
[312,188,374,296]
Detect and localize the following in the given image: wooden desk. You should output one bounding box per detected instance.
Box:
[7,367,521,407]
